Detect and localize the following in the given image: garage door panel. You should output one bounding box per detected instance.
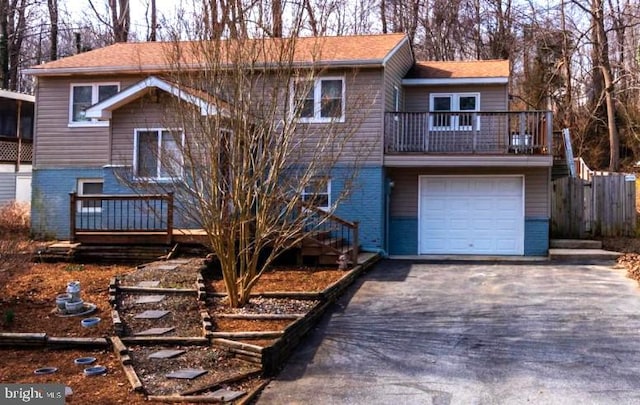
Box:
[419,176,524,255]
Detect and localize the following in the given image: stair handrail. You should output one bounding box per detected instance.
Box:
[297,201,359,265]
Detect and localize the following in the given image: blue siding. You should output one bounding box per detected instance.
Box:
[333,166,385,252]
[524,217,549,256]
[389,217,549,256]
[31,167,103,239]
[389,216,418,255]
[32,166,388,247]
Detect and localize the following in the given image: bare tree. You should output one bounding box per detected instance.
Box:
[116,33,371,307]
[0,0,28,90]
[88,0,130,43]
[47,0,58,60]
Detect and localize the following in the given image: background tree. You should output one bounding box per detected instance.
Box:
[88,0,130,43]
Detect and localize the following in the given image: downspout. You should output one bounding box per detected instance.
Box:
[385,177,391,256]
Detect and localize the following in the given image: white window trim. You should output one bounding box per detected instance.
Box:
[293,76,345,123]
[429,92,480,131]
[301,179,331,211]
[77,178,104,213]
[69,82,120,127]
[133,128,185,182]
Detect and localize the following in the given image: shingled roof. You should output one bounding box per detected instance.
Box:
[26,33,409,76]
[406,60,509,79]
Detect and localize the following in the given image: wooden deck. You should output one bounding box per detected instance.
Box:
[71,228,209,246]
[68,193,359,265]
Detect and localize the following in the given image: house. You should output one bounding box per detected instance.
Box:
[0,89,34,205]
[25,33,551,256]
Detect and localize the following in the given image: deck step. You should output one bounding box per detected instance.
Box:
[549,239,602,249]
[549,248,621,262]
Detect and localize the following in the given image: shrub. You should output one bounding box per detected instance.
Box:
[0,201,30,240]
[0,201,32,272]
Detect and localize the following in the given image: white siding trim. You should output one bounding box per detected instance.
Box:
[403,77,508,86]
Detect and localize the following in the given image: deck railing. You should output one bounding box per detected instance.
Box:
[69,193,173,244]
[384,110,553,154]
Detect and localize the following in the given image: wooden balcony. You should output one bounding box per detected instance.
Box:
[384,111,553,166]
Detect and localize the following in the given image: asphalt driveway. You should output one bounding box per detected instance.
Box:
[258,260,640,404]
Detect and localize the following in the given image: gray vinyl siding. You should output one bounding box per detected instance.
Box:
[110,93,182,166]
[265,68,385,166]
[383,40,414,112]
[404,84,508,112]
[34,75,143,169]
[0,172,15,203]
[387,167,550,217]
[105,69,386,167]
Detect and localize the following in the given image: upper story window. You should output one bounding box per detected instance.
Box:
[134,128,184,181]
[429,93,480,131]
[69,83,119,126]
[294,77,345,123]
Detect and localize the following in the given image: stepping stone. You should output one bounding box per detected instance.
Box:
[134,310,170,319]
[137,280,160,287]
[156,264,179,271]
[169,259,190,264]
[134,295,166,304]
[165,368,207,380]
[148,349,186,359]
[208,388,246,402]
[134,327,175,336]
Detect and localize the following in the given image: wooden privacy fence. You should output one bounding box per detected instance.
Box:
[552,172,636,238]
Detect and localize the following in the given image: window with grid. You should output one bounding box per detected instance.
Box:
[69,83,119,125]
[294,77,345,122]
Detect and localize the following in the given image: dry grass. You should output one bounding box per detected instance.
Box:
[0,201,29,237]
[0,201,32,272]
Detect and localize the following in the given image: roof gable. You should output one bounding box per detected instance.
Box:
[26,34,409,76]
[85,76,227,119]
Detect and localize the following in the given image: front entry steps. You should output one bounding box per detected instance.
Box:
[549,239,622,262]
[550,239,602,249]
[300,230,356,266]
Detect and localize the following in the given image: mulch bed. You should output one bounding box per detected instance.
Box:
[1,256,348,402]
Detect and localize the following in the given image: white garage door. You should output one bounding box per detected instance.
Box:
[419,176,524,255]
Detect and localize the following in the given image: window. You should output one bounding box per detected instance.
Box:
[301,179,331,211]
[294,77,345,122]
[429,93,480,130]
[77,179,104,213]
[134,129,184,180]
[69,83,119,125]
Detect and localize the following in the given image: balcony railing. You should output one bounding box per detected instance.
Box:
[384,110,553,155]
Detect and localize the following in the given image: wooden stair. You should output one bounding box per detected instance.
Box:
[301,230,356,266]
[552,159,570,180]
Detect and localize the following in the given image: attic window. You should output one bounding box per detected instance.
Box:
[69,83,119,126]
